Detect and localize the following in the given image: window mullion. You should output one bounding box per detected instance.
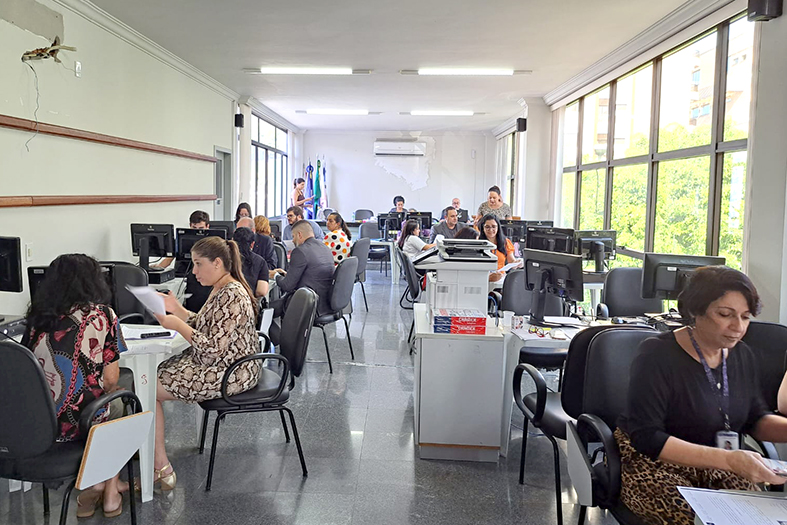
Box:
[707,22,730,256]
[604,80,617,230]
[644,57,662,252]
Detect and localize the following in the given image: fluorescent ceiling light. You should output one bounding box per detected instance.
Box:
[252,67,353,75]
[417,68,514,76]
[410,110,474,117]
[306,109,369,116]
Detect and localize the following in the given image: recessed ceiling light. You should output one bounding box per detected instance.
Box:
[305,109,369,116]
[245,67,356,75]
[409,110,474,116]
[417,68,514,76]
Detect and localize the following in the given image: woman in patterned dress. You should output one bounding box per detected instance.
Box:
[23,254,128,518]
[475,185,512,224]
[323,212,352,265]
[153,237,260,490]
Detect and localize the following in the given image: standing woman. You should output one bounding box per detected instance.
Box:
[292,178,313,208]
[479,214,516,282]
[153,237,260,490]
[324,212,353,265]
[476,186,512,223]
[398,219,435,260]
[235,202,253,223]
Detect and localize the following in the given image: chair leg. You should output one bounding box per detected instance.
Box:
[284,407,308,477]
[279,410,291,442]
[198,409,210,454]
[58,479,76,525]
[318,325,333,373]
[548,435,564,525]
[360,281,369,312]
[42,485,50,516]
[205,413,226,491]
[341,315,355,360]
[519,417,529,484]
[577,505,586,525]
[126,458,137,525]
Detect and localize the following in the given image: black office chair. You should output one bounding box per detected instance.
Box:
[198,287,317,491]
[273,242,288,271]
[596,267,663,319]
[350,237,371,312]
[398,251,423,353]
[360,222,388,275]
[514,325,656,525]
[100,261,150,324]
[0,339,142,525]
[269,222,282,242]
[354,209,374,221]
[313,257,358,373]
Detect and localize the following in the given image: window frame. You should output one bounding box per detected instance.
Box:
[251,114,289,217]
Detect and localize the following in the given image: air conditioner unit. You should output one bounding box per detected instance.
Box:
[374,140,426,157]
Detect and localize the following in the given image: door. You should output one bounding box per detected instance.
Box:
[214,148,232,221]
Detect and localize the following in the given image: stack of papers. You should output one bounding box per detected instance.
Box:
[431,308,486,335]
[679,487,787,525]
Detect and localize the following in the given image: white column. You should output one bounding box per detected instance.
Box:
[238,104,253,205]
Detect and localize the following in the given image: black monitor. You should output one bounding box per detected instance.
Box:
[523,220,554,228]
[522,248,585,325]
[574,230,617,273]
[28,264,116,310]
[176,228,227,260]
[130,224,175,270]
[210,220,236,238]
[641,252,726,300]
[378,212,405,241]
[499,220,528,244]
[0,237,22,293]
[525,226,575,254]
[407,212,433,232]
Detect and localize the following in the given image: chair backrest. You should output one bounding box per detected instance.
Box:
[0,339,58,459]
[601,267,663,317]
[279,288,317,377]
[742,320,787,412]
[104,261,149,321]
[350,237,371,277]
[273,242,288,270]
[359,221,381,239]
[354,209,374,221]
[400,252,421,303]
[330,257,359,313]
[500,269,564,316]
[582,329,658,428]
[270,222,282,241]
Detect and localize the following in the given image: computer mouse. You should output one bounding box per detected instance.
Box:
[611,317,625,324]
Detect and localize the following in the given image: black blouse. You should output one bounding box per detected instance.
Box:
[618,331,770,460]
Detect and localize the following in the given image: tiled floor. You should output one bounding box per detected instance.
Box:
[0,268,618,525]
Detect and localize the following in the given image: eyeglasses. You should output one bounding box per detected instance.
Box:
[483,225,497,231]
[528,326,546,337]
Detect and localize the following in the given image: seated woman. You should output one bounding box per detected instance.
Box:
[232,226,270,298]
[398,219,435,260]
[324,212,353,265]
[153,237,260,491]
[479,214,516,282]
[617,266,787,525]
[23,254,127,518]
[234,202,253,223]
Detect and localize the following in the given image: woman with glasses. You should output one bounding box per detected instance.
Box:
[479,214,516,282]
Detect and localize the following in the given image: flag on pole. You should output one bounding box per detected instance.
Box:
[314,159,322,219]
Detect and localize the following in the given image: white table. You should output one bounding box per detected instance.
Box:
[369,239,400,284]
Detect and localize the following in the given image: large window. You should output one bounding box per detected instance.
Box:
[250,114,288,217]
[560,14,754,267]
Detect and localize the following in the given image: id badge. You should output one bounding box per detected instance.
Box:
[716,430,739,450]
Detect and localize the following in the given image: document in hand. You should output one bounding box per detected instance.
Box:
[678,486,787,525]
[496,259,524,274]
[125,285,166,316]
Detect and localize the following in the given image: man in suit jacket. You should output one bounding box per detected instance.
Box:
[237,217,277,271]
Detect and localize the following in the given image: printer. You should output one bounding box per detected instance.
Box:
[438,239,497,263]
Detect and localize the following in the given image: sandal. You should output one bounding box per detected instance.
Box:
[76,492,102,519]
[103,493,123,518]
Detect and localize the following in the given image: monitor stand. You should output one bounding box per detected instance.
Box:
[591,241,606,273]
[529,268,553,326]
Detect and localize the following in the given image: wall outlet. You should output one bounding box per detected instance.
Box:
[25,243,33,262]
[75,61,82,78]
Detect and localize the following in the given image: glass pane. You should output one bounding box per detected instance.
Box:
[260,120,276,148]
[658,32,717,152]
[276,128,288,152]
[610,164,648,252]
[255,148,265,216]
[280,156,288,216]
[561,172,576,228]
[719,151,747,269]
[724,18,755,141]
[563,103,579,167]
[582,86,610,164]
[608,254,644,269]
[267,152,276,216]
[579,169,605,230]
[654,156,711,255]
[250,115,259,143]
[614,65,653,159]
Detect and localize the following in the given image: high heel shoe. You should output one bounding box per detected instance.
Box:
[154,463,177,491]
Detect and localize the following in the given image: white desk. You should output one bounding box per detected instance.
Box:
[369,239,400,284]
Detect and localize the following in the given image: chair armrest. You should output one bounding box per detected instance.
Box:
[220,352,290,406]
[79,390,143,433]
[513,363,547,423]
[576,413,620,508]
[118,313,145,324]
[257,331,273,353]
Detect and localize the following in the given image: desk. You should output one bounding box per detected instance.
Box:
[369,239,399,284]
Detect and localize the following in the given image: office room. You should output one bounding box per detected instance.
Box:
[2,0,787,524]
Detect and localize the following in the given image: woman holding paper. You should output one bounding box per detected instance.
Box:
[152,236,260,491]
[479,214,517,283]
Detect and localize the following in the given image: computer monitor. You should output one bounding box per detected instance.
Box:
[210,220,236,238]
[641,252,726,300]
[574,230,617,273]
[523,220,554,228]
[378,212,405,241]
[0,237,22,293]
[130,224,175,270]
[176,228,227,260]
[525,226,575,254]
[28,264,116,309]
[407,212,433,232]
[499,220,528,244]
[522,248,584,325]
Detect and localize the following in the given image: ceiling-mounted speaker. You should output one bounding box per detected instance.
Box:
[234,114,245,128]
[516,118,527,132]
[748,0,782,20]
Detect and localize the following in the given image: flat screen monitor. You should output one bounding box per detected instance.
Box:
[130,224,174,269]
[499,220,528,244]
[377,212,405,241]
[407,212,433,232]
[210,220,236,238]
[176,228,227,260]
[525,226,575,254]
[28,264,116,310]
[523,220,554,228]
[0,237,22,293]
[574,230,617,272]
[522,248,584,325]
[641,252,726,300]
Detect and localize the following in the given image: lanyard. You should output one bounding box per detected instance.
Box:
[688,328,730,431]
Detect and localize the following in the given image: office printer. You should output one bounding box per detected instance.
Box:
[437,239,497,262]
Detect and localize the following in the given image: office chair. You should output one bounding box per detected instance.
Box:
[350,237,371,312]
[313,257,358,373]
[398,250,422,352]
[360,221,388,275]
[273,242,288,271]
[595,267,663,319]
[354,209,374,221]
[101,261,150,324]
[269,222,282,242]
[198,287,317,490]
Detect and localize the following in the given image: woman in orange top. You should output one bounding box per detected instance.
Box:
[480,214,516,282]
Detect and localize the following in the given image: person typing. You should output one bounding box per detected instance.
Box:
[429,207,466,243]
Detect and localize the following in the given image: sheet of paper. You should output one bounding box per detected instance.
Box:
[120,325,177,341]
[125,285,166,316]
[678,487,787,525]
[496,259,524,273]
[543,316,587,327]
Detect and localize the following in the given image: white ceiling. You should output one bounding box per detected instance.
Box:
[91,0,688,132]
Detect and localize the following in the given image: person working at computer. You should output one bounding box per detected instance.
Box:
[390,195,405,213]
[23,254,129,519]
[441,198,469,221]
[429,207,466,243]
[154,237,260,492]
[237,217,277,272]
[292,177,314,208]
[480,214,517,283]
[616,266,787,525]
[282,205,323,240]
[232,227,270,298]
[476,186,512,224]
[153,210,211,269]
[399,219,435,260]
[324,212,353,265]
[234,202,253,223]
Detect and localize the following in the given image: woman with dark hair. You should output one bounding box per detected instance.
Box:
[476,186,512,223]
[292,177,313,208]
[617,266,787,525]
[232,226,270,297]
[455,227,480,240]
[234,202,253,223]
[390,195,405,213]
[153,237,260,491]
[479,214,516,282]
[323,212,353,265]
[24,254,127,518]
[398,219,435,259]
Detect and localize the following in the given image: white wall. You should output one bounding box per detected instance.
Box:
[0,0,236,314]
[301,131,495,219]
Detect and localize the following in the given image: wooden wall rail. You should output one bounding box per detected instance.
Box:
[0,114,218,163]
[0,195,217,208]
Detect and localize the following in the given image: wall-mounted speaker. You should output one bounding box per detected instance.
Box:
[234,114,245,128]
[516,117,527,133]
[748,0,782,20]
